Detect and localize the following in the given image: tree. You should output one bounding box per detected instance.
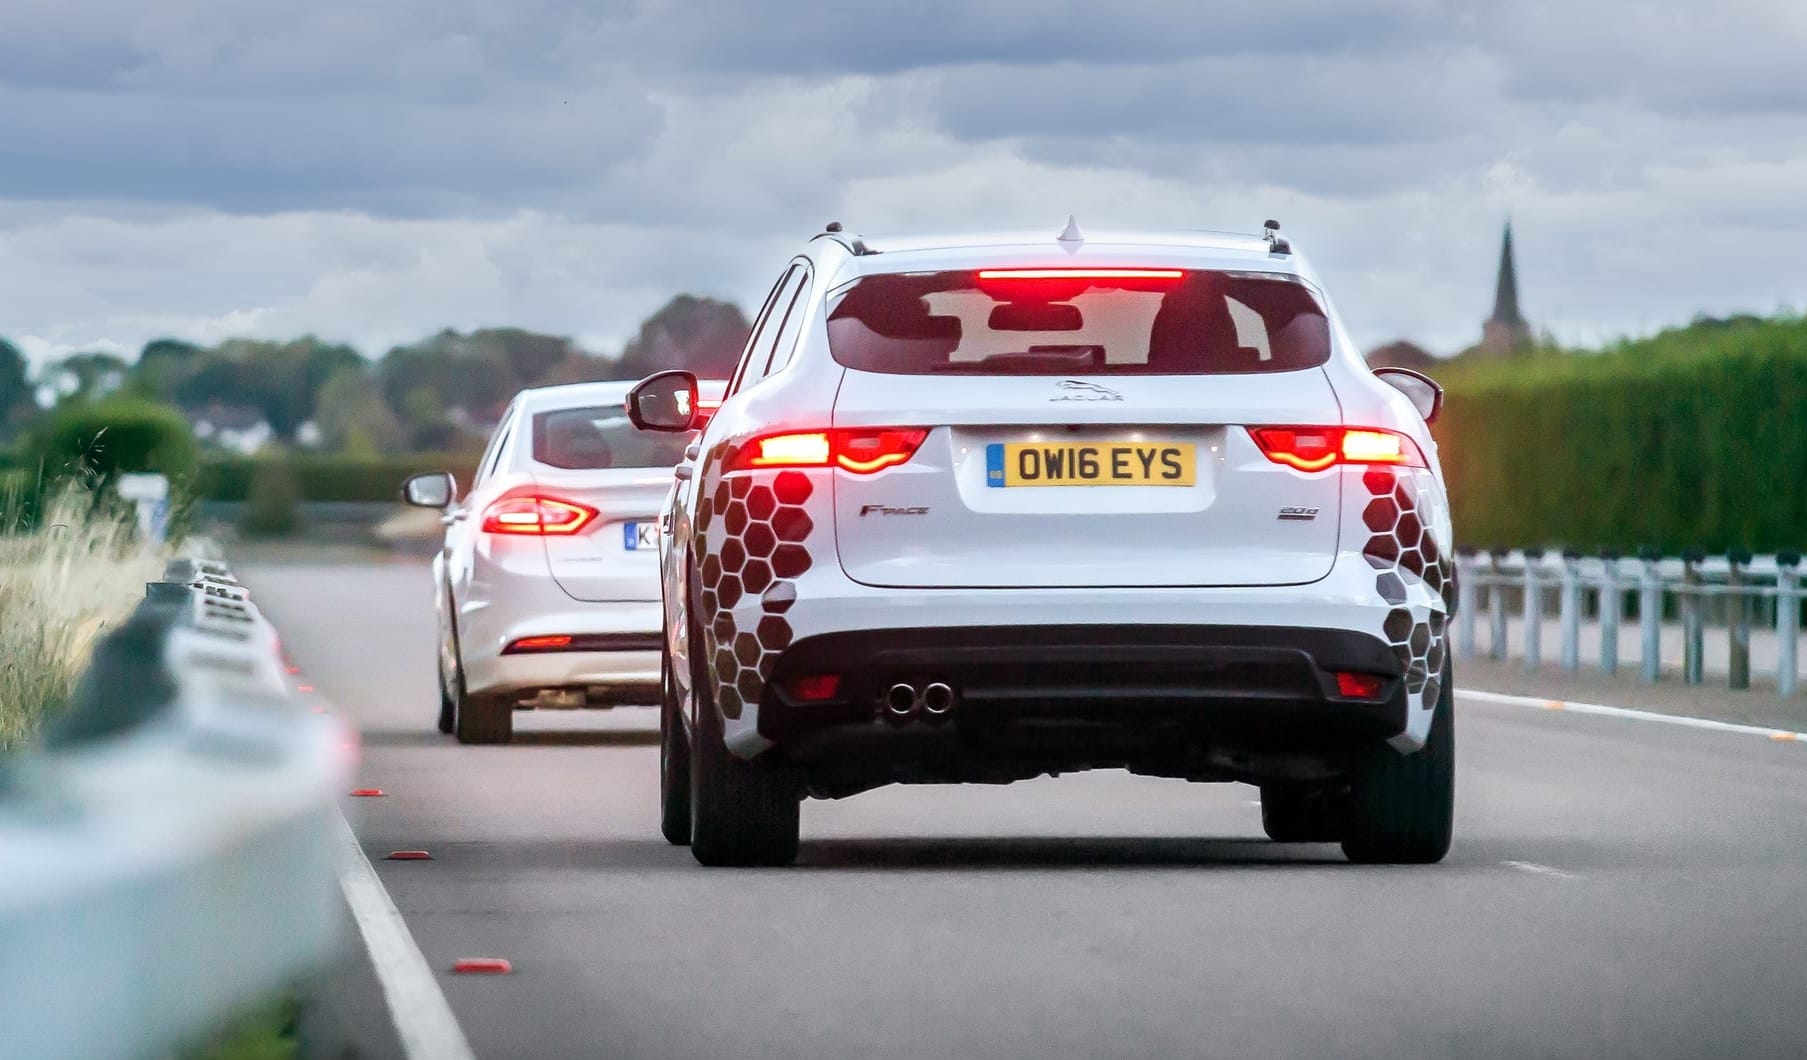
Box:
[313,366,405,454]
[614,296,752,380]
[239,455,302,538]
[28,397,199,483]
[132,338,204,403]
[1366,340,1439,373]
[44,351,131,403]
[191,337,364,441]
[0,338,31,437]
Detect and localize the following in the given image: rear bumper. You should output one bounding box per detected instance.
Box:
[462,598,662,699]
[758,624,1407,767]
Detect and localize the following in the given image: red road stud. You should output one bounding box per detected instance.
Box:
[453,958,512,975]
[297,683,316,693]
[350,788,385,797]
[386,850,433,861]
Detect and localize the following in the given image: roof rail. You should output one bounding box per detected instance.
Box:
[811,221,878,256]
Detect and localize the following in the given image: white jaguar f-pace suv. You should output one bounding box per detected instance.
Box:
[628,221,1455,866]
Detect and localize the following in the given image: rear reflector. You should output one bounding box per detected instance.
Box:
[1334,672,1387,699]
[1250,427,1426,472]
[501,632,663,654]
[505,635,574,653]
[782,674,842,702]
[726,428,928,474]
[481,496,599,535]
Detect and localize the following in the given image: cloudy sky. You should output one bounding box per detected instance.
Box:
[3,0,1803,367]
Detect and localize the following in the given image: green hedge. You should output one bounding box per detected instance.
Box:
[1434,316,1807,554]
[196,453,479,503]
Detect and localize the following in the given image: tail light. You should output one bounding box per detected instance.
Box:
[1250,427,1426,472]
[725,428,928,474]
[480,496,599,535]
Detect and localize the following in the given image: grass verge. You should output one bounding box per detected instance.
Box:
[0,485,168,753]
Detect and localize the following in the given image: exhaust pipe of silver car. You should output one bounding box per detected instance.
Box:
[920,682,957,717]
[884,683,918,720]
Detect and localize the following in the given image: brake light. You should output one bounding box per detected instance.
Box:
[976,268,1184,281]
[726,428,928,474]
[1250,427,1425,472]
[480,496,599,535]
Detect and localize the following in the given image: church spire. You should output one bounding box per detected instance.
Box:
[1479,221,1532,356]
[1491,222,1525,328]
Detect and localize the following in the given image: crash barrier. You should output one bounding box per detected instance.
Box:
[0,556,351,1060]
[1454,550,1805,695]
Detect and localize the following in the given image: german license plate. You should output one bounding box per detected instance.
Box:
[985,442,1196,487]
[623,521,659,550]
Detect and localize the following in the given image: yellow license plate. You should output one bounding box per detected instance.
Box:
[985,442,1196,487]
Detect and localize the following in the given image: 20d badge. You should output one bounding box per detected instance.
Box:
[986,442,1196,487]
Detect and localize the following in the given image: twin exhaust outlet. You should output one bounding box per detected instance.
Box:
[884,681,957,721]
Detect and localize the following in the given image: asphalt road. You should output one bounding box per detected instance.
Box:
[245,558,1807,1060]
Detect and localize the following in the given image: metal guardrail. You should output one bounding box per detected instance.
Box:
[1455,550,1806,696]
[0,556,351,1060]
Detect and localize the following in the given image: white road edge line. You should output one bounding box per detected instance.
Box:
[1457,687,1807,744]
[336,812,477,1060]
[1502,860,1577,880]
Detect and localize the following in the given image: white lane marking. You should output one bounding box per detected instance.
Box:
[337,813,477,1060]
[1502,860,1577,880]
[1458,688,1807,745]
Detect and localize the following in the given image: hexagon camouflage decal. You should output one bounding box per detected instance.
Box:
[1361,466,1454,708]
[694,462,815,720]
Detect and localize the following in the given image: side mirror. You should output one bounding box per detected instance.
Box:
[1373,367,1443,425]
[401,471,456,509]
[626,369,701,433]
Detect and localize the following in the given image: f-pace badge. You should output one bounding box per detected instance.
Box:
[860,504,929,516]
[1051,379,1122,402]
[1278,506,1320,520]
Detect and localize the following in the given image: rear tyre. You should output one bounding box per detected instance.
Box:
[1341,661,1454,865]
[1260,784,1346,843]
[688,614,799,867]
[455,691,514,745]
[659,644,692,846]
[436,665,456,735]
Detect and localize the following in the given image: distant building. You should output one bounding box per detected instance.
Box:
[1478,222,1533,357]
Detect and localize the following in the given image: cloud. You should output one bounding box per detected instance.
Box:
[0,0,1804,364]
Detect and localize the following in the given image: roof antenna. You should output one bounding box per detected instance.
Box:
[1057,215,1084,245]
[1263,218,1291,256]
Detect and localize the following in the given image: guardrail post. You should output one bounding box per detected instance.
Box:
[1779,552,1800,698]
[1522,548,1544,670]
[1728,549,1752,691]
[1640,548,1663,683]
[1489,548,1510,662]
[1559,549,1581,673]
[1456,549,1478,660]
[1599,549,1621,676]
[1682,549,1705,686]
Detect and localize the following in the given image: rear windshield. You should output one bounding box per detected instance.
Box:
[532,406,691,470]
[826,269,1330,375]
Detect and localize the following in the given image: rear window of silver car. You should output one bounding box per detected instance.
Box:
[532,406,692,469]
[825,269,1330,375]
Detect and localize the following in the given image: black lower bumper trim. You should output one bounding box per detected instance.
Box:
[759,624,1407,752]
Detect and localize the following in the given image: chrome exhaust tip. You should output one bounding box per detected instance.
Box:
[884,683,918,718]
[921,682,957,716]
